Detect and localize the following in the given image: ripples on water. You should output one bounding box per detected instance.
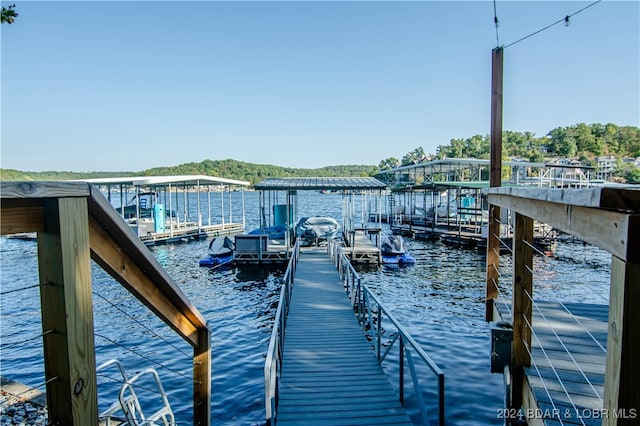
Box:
[0,193,611,425]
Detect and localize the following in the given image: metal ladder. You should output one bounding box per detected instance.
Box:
[97,359,175,426]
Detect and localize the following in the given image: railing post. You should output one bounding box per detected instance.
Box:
[37,198,98,425]
[193,328,211,426]
[399,338,405,403]
[511,213,533,409]
[438,373,445,426]
[604,256,640,425]
[376,308,382,361]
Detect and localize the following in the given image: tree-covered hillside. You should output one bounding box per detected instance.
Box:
[0,160,377,185]
[3,123,638,183]
[379,123,640,182]
[141,160,376,184]
[0,169,135,181]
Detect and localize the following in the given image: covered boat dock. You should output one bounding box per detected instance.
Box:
[241,177,387,265]
[80,175,250,245]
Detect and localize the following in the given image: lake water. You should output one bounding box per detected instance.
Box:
[0,192,611,425]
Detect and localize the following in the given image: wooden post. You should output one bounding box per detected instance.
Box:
[510,213,533,409]
[193,328,212,426]
[37,198,97,425]
[604,256,640,425]
[486,46,503,321]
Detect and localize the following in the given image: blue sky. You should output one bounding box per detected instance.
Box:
[1,1,638,172]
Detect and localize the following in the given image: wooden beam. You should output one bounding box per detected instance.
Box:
[0,199,44,234]
[193,329,212,426]
[490,47,503,188]
[604,256,640,425]
[1,181,91,199]
[485,187,640,213]
[37,198,97,426]
[487,193,640,263]
[521,376,545,426]
[486,47,503,321]
[88,218,200,347]
[510,213,533,409]
[87,187,207,331]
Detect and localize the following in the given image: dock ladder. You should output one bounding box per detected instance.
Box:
[97,359,174,426]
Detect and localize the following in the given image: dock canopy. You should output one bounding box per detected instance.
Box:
[79,174,250,187]
[254,177,386,191]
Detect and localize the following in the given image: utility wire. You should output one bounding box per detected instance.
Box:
[493,0,500,48]
[504,0,602,49]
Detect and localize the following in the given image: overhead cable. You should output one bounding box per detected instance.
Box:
[503,0,602,49]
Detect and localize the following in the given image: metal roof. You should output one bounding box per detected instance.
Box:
[78,175,250,187]
[391,181,524,191]
[378,157,595,174]
[254,177,386,191]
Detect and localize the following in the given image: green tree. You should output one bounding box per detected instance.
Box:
[627,167,640,184]
[378,157,400,170]
[464,134,489,158]
[547,127,577,157]
[401,147,426,166]
[1,4,18,24]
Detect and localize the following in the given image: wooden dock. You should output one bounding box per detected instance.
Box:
[344,230,382,265]
[276,248,412,425]
[495,299,608,425]
[138,222,244,245]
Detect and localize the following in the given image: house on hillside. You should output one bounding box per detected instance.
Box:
[596,155,617,181]
[545,158,591,186]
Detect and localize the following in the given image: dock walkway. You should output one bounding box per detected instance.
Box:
[277,248,412,425]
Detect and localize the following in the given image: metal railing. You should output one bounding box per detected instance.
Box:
[329,239,445,426]
[264,239,301,425]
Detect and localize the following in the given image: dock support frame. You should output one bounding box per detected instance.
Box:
[37,198,98,425]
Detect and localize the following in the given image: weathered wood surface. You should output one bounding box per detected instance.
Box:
[1,182,212,425]
[485,187,640,213]
[350,230,380,252]
[37,198,97,425]
[1,181,91,199]
[496,300,608,426]
[277,249,412,425]
[0,198,45,235]
[487,193,639,263]
[604,257,640,426]
[87,186,208,341]
[510,214,533,409]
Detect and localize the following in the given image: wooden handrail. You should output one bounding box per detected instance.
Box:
[1,181,211,426]
[484,186,640,423]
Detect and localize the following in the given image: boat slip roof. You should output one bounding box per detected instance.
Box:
[78,175,250,186]
[378,157,596,174]
[254,177,386,191]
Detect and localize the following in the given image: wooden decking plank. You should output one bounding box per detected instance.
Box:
[278,395,400,412]
[496,299,607,425]
[277,407,408,421]
[277,416,413,425]
[280,380,394,391]
[277,248,411,425]
[531,366,605,386]
[527,374,603,399]
[277,399,405,414]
